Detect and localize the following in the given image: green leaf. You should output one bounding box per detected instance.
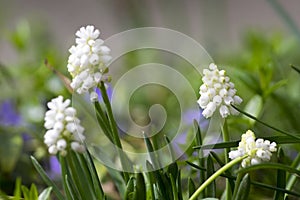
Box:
[210,152,235,192]
[169,173,178,200]
[234,174,250,200]
[30,156,65,200]
[251,181,300,197]
[0,191,9,200]
[194,141,239,150]
[0,63,15,87]
[38,187,52,200]
[194,120,205,198]
[0,190,11,200]
[133,173,146,200]
[21,186,30,200]
[66,151,96,200]
[0,132,23,173]
[146,161,168,200]
[186,161,206,171]
[195,136,300,150]
[264,79,288,98]
[144,137,160,169]
[273,148,286,200]
[206,154,216,197]
[60,155,78,200]
[188,178,196,198]
[65,174,81,200]
[177,170,183,200]
[84,147,106,199]
[237,163,300,176]
[124,176,135,200]
[94,101,113,142]
[243,95,263,126]
[285,153,300,198]
[29,184,38,200]
[91,146,126,196]
[146,168,155,200]
[291,65,300,74]
[13,178,22,200]
[165,135,176,161]
[99,82,132,179]
[167,162,178,183]
[9,20,30,51]
[231,105,300,140]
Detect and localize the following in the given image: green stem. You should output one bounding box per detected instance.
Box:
[232,171,244,199]
[189,155,247,200]
[285,153,300,199]
[99,82,130,182]
[221,119,231,199]
[99,82,122,149]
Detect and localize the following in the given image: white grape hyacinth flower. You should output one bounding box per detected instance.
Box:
[67,25,112,101]
[197,63,243,118]
[229,130,277,168]
[44,96,86,155]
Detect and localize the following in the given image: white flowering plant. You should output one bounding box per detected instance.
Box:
[1,23,300,200]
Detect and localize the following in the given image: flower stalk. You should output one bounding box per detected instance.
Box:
[189,155,247,200]
[221,119,231,199]
[99,81,131,181]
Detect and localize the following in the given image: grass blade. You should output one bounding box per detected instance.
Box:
[133,173,146,200]
[177,170,183,200]
[194,120,205,198]
[65,175,81,200]
[291,65,300,74]
[231,105,300,140]
[210,152,235,191]
[144,137,160,169]
[188,178,196,198]
[206,154,216,197]
[60,155,77,200]
[194,136,300,150]
[234,174,250,200]
[124,176,134,200]
[237,163,300,176]
[99,82,132,179]
[285,153,300,199]
[84,147,106,199]
[67,151,96,200]
[273,148,286,200]
[169,174,178,200]
[146,161,169,200]
[38,187,52,200]
[30,156,64,200]
[94,101,113,142]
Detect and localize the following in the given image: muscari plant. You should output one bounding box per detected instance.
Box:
[22,25,300,200]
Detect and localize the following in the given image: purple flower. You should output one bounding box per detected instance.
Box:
[183,109,209,131]
[95,83,113,102]
[0,100,22,126]
[47,156,61,179]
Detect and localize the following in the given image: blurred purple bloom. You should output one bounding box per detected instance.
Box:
[183,109,209,131]
[47,156,61,179]
[95,83,113,102]
[0,100,22,126]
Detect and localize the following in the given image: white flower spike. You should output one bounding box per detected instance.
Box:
[197,63,242,118]
[229,130,277,168]
[67,25,111,100]
[44,96,86,155]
